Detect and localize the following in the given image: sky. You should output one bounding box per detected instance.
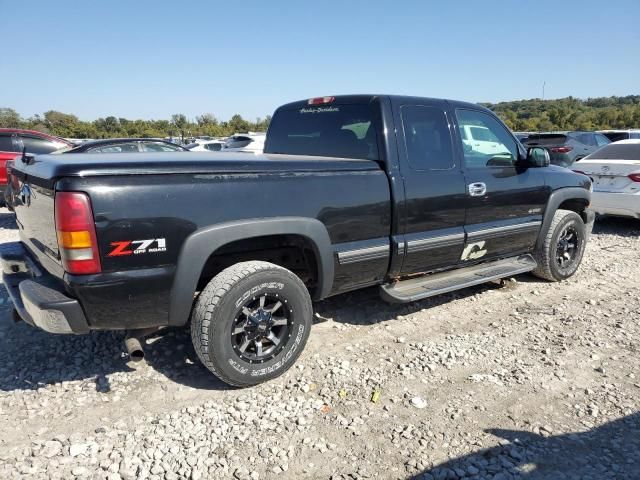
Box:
[1,0,638,122]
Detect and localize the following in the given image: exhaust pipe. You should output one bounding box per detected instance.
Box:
[123,327,161,362]
[124,333,145,362]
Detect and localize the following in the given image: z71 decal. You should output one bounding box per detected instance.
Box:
[108,238,167,257]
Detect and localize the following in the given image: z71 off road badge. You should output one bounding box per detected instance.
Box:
[108,238,167,257]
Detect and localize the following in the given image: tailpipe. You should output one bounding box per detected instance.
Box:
[124,334,145,362]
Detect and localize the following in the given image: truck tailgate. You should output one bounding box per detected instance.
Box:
[10,162,64,278]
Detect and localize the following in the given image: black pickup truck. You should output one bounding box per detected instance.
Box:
[2,95,594,386]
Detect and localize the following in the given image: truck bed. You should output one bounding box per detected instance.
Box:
[12,151,381,182]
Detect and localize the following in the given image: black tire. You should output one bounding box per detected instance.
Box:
[532,209,586,282]
[191,261,312,387]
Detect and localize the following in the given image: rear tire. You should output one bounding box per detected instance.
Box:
[191,261,312,387]
[532,209,586,282]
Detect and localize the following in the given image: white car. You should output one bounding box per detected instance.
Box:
[571,140,640,219]
[460,125,505,155]
[186,140,226,152]
[222,133,266,153]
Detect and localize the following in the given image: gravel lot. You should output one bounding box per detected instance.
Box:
[0,207,638,480]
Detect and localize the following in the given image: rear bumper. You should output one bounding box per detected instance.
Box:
[591,192,640,219]
[1,242,89,334]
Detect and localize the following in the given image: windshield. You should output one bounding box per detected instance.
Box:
[265,104,379,160]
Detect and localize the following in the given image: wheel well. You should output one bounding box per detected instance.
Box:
[558,198,590,223]
[197,234,319,296]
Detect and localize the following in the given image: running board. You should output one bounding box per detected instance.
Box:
[380,254,537,304]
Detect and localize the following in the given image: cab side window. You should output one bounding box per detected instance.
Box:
[401,105,454,170]
[456,109,517,168]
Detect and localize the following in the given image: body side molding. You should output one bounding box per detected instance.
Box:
[335,238,390,265]
[467,221,542,241]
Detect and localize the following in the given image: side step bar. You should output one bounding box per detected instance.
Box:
[380,254,537,304]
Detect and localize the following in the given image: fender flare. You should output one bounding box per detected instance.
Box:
[168,217,334,326]
[537,187,591,248]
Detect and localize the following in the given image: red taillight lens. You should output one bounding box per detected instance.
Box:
[550,146,573,154]
[629,173,640,183]
[55,192,101,275]
[308,96,335,105]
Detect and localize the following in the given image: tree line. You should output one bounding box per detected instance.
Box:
[0,109,271,140]
[482,95,640,132]
[1,95,639,139]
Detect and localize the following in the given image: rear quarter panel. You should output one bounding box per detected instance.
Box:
[58,169,391,271]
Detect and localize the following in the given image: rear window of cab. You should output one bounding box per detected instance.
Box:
[265,104,379,160]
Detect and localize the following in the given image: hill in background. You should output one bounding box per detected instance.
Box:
[1,95,639,139]
[482,95,640,132]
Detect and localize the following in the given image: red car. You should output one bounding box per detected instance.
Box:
[0,129,73,204]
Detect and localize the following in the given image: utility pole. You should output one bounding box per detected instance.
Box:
[542,81,546,100]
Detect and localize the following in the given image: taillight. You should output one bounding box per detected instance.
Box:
[550,146,573,154]
[308,96,335,105]
[55,192,101,275]
[629,173,640,183]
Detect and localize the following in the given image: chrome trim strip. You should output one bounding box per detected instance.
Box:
[406,233,465,253]
[337,244,389,265]
[467,221,542,239]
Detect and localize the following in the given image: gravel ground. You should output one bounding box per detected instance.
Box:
[0,207,638,480]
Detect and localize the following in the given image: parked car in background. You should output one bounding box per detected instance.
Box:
[523,131,610,167]
[185,139,226,152]
[0,129,72,204]
[63,138,94,145]
[514,132,535,144]
[55,138,188,154]
[571,140,640,219]
[459,124,505,155]
[223,133,266,153]
[597,129,640,142]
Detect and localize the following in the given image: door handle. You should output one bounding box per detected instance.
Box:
[468,182,487,197]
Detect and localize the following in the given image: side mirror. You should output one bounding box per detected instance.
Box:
[526,147,550,168]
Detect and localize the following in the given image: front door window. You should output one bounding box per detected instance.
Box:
[456,109,518,169]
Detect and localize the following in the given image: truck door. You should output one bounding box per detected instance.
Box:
[454,108,548,262]
[394,101,467,275]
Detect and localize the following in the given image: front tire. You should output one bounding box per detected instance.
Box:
[532,209,586,282]
[191,261,312,387]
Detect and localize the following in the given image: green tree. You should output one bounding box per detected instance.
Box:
[228,114,249,133]
[171,114,189,141]
[0,108,22,128]
[43,111,80,137]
